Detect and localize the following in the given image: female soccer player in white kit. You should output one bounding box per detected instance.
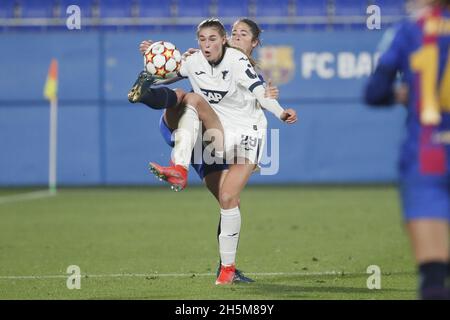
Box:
[149,18,297,284]
[133,18,282,284]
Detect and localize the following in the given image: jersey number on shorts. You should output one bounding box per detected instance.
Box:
[241,135,258,151]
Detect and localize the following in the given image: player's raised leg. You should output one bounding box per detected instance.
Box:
[150,92,225,191]
[127,71,185,110]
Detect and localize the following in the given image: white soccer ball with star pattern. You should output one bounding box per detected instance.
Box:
[144,41,182,79]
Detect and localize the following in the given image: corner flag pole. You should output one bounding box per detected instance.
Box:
[49,97,58,194]
[44,59,58,195]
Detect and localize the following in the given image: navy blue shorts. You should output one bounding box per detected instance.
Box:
[158,113,228,180]
[399,174,450,222]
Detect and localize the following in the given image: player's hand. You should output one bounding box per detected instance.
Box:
[139,40,153,55]
[280,108,297,124]
[264,79,279,99]
[182,48,199,60]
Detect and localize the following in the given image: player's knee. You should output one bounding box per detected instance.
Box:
[182,92,199,106]
[182,93,207,115]
[219,191,239,209]
[174,89,187,105]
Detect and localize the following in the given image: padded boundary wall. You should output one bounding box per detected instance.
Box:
[0,29,406,186]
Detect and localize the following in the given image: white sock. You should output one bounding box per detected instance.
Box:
[171,104,199,169]
[219,206,241,266]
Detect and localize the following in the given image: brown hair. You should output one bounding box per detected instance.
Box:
[196,18,257,67]
[233,18,263,47]
[232,18,263,67]
[196,18,228,40]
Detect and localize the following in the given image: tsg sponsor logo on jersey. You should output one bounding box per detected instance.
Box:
[200,89,228,104]
[301,52,380,79]
[258,46,296,85]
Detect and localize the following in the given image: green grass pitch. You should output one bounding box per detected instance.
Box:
[0,185,417,299]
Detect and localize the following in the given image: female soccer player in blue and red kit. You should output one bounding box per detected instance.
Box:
[365,0,450,299]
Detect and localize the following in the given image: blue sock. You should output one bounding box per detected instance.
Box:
[139,87,178,110]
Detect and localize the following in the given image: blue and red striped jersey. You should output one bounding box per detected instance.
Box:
[365,5,450,177]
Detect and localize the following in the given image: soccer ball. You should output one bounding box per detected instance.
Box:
[144,41,182,79]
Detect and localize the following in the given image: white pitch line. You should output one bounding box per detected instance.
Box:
[0,190,55,205]
[0,271,356,280]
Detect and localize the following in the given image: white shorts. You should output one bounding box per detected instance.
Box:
[223,124,266,165]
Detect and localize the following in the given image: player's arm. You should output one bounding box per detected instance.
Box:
[153,76,184,86]
[255,76,279,109]
[139,40,153,55]
[234,55,296,123]
[264,79,279,99]
[252,86,297,123]
[364,64,397,106]
[364,25,405,107]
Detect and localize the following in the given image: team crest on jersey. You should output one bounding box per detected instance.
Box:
[221,70,229,80]
[200,88,228,104]
[258,46,295,85]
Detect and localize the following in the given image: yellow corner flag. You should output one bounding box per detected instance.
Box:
[44,59,58,101]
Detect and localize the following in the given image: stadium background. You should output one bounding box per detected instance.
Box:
[0,0,407,186]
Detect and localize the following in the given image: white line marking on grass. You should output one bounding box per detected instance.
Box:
[0,271,357,280]
[0,190,55,205]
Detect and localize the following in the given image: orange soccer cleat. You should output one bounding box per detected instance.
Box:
[215,264,236,285]
[216,263,254,283]
[149,162,188,192]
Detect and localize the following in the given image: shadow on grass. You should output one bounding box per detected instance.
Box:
[86,271,417,300]
[235,283,414,299]
[229,272,416,299]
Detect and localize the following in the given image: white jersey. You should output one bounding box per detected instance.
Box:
[179,47,268,131]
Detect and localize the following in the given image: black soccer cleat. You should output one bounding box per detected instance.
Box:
[127,70,156,103]
[233,269,255,283]
[215,264,255,283]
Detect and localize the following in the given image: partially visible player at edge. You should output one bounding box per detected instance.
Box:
[365,0,450,299]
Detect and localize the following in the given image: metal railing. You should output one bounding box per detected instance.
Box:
[0,15,404,28]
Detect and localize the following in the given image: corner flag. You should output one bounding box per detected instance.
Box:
[44,59,58,101]
[44,59,59,194]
